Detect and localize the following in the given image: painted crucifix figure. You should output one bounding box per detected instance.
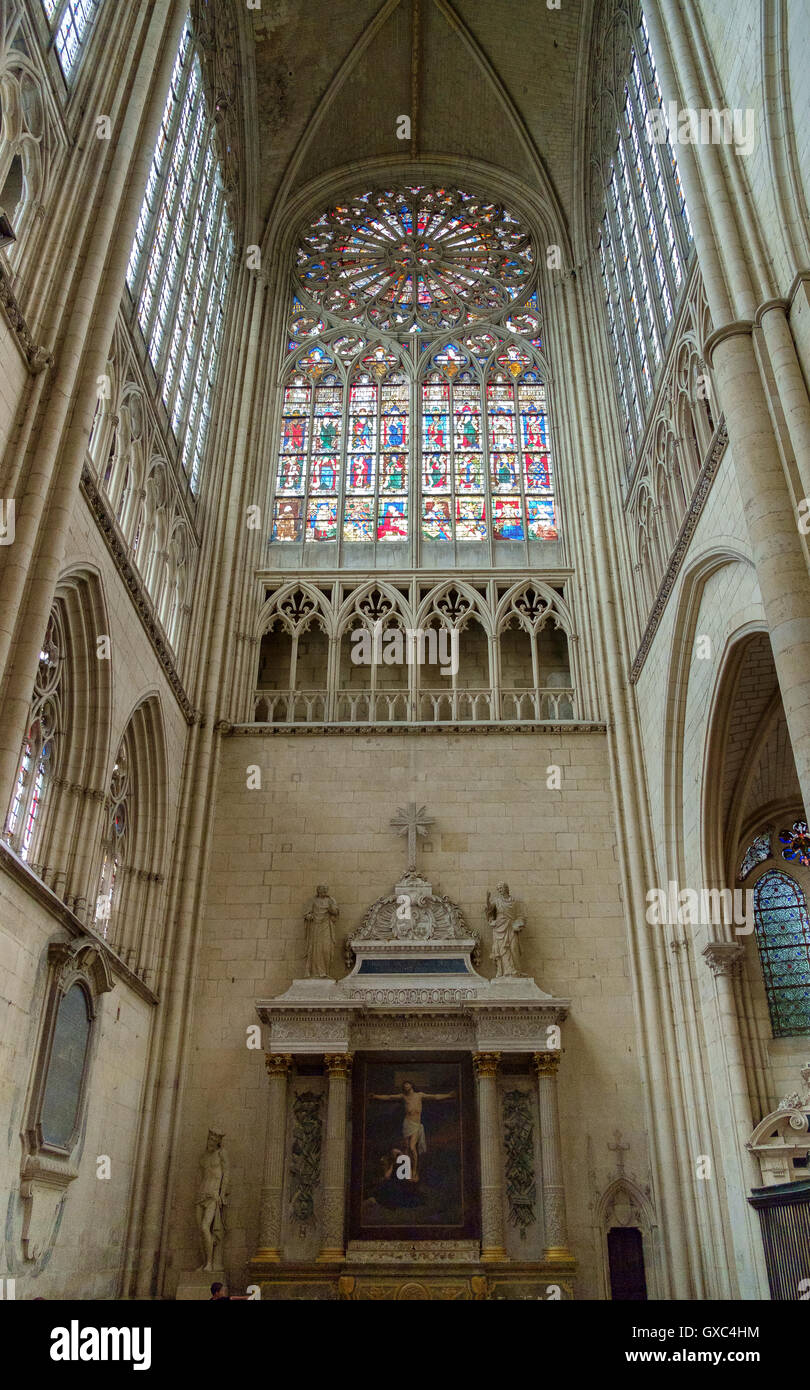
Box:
[390,801,434,870]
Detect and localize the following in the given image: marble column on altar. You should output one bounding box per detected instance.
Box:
[317,1053,352,1262]
[474,1051,508,1262]
[533,1050,571,1261]
[255,1053,293,1262]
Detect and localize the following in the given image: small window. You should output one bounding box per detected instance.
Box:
[40,982,91,1149]
[739,831,771,880]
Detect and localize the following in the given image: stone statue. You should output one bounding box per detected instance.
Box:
[196,1129,229,1272]
[486,882,524,977]
[304,884,339,977]
[778,1063,810,1112]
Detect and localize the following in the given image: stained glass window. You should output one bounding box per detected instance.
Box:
[779,821,810,869]
[4,613,62,862]
[596,7,693,454]
[126,16,234,493]
[295,187,533,334]
[739,831,771,880]
[272,188,559,560]
[41,0,101,82]
[753,871,810,1037]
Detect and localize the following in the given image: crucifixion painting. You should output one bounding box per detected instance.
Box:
[368,1080,455,1181]
[352,1056,477,1239]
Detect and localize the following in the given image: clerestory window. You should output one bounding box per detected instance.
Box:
[125,15,234,493]
[595,5,693,457]
[40,0,101,83]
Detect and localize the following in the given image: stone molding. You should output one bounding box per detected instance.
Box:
[323,1052,353,1078]
[532,1050,561,1077]
[0,260,53,374]
[629,421,729,683]
[0,842,158,1006]
[702,941,745,977]
[80,466,198,724]
[224,720,607,737]
[473,1051,501,1078]
[264,1052,293,1079]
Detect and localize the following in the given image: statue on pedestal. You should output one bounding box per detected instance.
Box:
[304,885,339,977]
[196,1130,229,1272]
[486,883,525,977]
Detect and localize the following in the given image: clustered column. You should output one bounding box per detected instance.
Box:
[255,1053,292,1262]
[317,1053,353,1262]
[473,1052,507,1262]
[533,1051,571,1262]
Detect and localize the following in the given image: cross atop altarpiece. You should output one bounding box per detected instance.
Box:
[390,802,434,870]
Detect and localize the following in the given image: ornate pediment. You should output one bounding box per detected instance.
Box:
[353,870,471,945]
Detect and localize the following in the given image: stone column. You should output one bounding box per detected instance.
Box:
[533,1051,571,1262]
[317,1053,352,1262]
[701,943,769,1297]
[473,1052,507,1262]
[255,1053,292,1262]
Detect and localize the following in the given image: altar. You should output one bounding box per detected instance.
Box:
[248,821,575,1300]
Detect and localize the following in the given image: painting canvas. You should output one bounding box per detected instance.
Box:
[349,1054,478,1241]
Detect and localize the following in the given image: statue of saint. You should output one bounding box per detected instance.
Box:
[304,884,339,977]
[196,1130,229,1272]
[486,882,525,977]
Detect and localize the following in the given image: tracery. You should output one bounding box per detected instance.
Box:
[271,186,557,561]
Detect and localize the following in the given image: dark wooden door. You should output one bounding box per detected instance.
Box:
[608,1226,648,1300]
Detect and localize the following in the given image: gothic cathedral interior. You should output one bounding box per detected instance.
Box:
[1,0,810,1309]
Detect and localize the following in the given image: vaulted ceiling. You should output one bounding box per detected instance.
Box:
[249,0,589,235]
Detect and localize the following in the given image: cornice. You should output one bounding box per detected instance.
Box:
[629,420,728,684]
[80,466,200,725]
[0,842,158,1006]
[0,260,53,375]
[222,720,607,737]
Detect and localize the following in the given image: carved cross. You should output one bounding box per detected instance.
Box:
[608,1130,630,1176]
[390,802,434,869]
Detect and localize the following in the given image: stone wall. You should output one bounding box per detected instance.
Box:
[167,727,650,1299]
[0,864,153,1299]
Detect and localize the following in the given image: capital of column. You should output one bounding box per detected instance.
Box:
[473,1051,501,1079]
[265,1052,293,1079]
[532,1050,561,1078]
[324,1052,353,1078]
[702,941,744,978]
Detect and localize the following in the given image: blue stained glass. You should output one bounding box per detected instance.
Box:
[779,820,810,868]
[754,871,810,1036]
[739,831,771,879]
